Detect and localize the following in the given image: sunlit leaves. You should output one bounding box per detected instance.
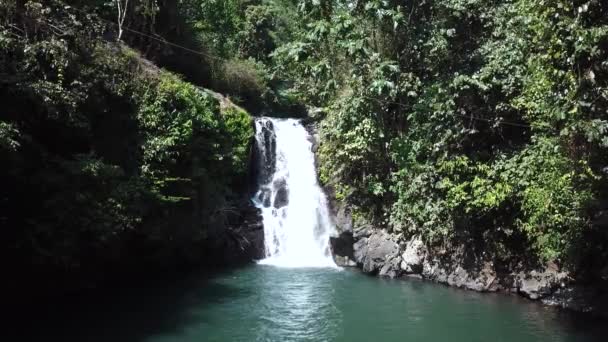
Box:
[290,0,608,264]
[0,122,20,151]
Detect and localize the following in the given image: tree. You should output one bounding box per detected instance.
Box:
[115,0,128,41]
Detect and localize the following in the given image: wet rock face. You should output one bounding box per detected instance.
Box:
[542,286,608,318]
[334,204,353,234]
[222,201,265,262]
[379,256,402,279]
[272,178,289,209]
[323,194,607,316]
[256,187,272,207]
[326,189,357,268]
[240,207,265,260]
[255,119,277,186]
[514,263,568,300]
[334,255,357,267]
[347,226,567,295]
[330,231,356,267]
[324,201,606,317]
[421,259,499,292]
[353,230,400,275]
[400,237,426,274]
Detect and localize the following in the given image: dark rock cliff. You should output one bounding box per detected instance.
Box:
[223,200,265,262]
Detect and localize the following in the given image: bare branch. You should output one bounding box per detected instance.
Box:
[116,0,129,41]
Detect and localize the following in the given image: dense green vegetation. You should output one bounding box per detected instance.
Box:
[1,0,255,292]
[272,0,608,274]
[2,0,608,293]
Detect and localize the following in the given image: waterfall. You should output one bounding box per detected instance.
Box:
[252,117,337,268]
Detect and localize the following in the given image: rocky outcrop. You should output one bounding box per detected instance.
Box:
[422,258,499,292]
[542,286,608,315]
[331,219,608,318]
[513,263,568,300]
[353,230,400,275]
[272,178,289,208]
[250,118,276,187]
[225,201,265,261]
[400,237,426,274]
[323,183,359,267]
[330,230,356,267]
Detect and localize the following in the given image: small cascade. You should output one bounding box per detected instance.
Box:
[252,117,337,268]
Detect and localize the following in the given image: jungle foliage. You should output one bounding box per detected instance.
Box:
[1,0,254,291]
[273,0,608,272]
[2,0,608,290]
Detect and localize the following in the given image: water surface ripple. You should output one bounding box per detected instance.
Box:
[11,265,607,342]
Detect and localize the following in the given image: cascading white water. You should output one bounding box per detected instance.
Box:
[252,117,337,268]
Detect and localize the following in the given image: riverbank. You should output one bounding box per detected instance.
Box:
[328,202,608,319]
[302,107,608,320]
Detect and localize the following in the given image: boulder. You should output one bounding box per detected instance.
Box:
[334,204,353,233]
[353,225,372,239]
[446,262,498,292]
[330,230,356,267]
[422,259,450,284]
[272,178,289,208]
[334,255,357,267]
[353,237,369,265]
[400,237,427,274]
[379,255,402,279]
[421,254,498,292]
[515,263,568,300]
[354,230,400,274]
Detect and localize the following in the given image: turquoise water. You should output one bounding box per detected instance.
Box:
[12,265,606,341]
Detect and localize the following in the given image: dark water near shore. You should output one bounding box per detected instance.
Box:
[8,265,607,341]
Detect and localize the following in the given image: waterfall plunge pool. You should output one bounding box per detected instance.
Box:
[10,117,606,341]
[10,265,607,342]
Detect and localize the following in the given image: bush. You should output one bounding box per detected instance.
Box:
[213,58,270,111]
